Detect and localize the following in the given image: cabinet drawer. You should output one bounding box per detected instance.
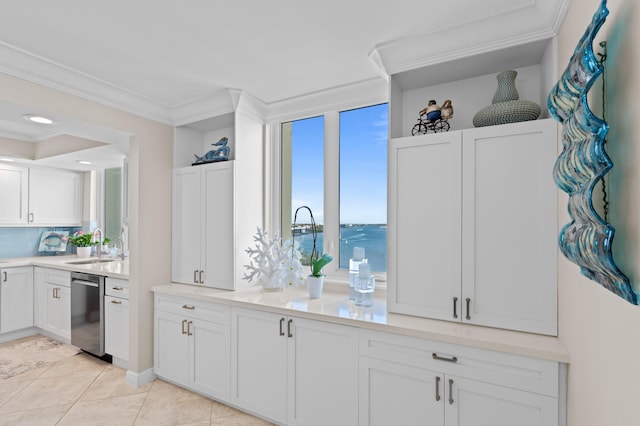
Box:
[105,295,129,309]
[155,295,230,325]
[106,277,129,299]
[359,329,559,397]
[44,268,70,287]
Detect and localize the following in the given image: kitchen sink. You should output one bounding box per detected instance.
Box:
[66,258,116,265]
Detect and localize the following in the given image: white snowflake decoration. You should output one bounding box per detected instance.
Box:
[244,228,305,289]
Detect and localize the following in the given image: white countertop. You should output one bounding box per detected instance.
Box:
[0,255,129,279]
[153,283,569,363]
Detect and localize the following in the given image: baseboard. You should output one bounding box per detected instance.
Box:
[0,327,38,344]
[126,367,156,387]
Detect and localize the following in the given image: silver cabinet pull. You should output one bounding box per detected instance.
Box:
[29,212,34,222]
[2,271,6,282]
[187,320,193,336]
[453,297,458,319]
[448,379,454,405]
[199,270,204,284]
[465,298,471,320]
[112,286,124,291]
[181,319,187,335]
[53,288,59,299]
[435,376,441,401]
[432,353,458,363]
[279,318,285,336]
[193,270,198,284]
[182,304,195,310]
[287,319,293,338]
[110,300,122,305]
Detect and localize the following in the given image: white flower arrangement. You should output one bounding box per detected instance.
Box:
[244,227,305,290]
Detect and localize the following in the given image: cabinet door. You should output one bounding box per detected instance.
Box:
[154,310,189,385]
[461,120,557,335]
[189,317,230,401]
[388,132,463,321]
[445,376,558,426]
[46,284,70,340]
[360,357,444,426]
[231,308,287,424]
[105,296,129,361]
[172,167,202,284]
[288,317,358,426]
[201,162,234,290]
[0,164,28,225]
[0,267,34,333]
[29,168,82,225]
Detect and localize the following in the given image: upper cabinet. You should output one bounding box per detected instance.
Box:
[172,90,264,290]
[0,164,83,226]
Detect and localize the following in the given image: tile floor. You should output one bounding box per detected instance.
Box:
[0,338,273,425]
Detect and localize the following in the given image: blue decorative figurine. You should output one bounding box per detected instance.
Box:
[193,137,230,165]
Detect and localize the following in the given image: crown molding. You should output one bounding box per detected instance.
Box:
[370,0,570,77]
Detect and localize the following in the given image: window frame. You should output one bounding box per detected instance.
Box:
[269,105,388,287]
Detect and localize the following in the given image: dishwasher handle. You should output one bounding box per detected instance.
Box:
[72,279,99,288]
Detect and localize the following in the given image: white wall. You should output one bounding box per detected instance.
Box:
[557,1,640,425]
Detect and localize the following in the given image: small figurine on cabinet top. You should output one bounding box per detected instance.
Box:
[192,137,230,165]
[413,99,453,135]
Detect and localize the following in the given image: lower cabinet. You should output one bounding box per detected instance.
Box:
[154,294,231,401]
[34,267,70,340]
[230,307,358,426]
[359,329,561,426]
[0,266,34,333]
[105,277,130,363]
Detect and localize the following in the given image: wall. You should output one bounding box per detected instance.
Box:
[557,1,640,426]
[0,73,174,379]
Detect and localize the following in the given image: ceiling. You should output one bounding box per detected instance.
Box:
[0,0,569,169]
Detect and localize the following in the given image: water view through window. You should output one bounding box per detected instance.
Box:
[286,104,388,272]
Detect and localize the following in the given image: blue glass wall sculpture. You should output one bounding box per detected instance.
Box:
[548,0,637,304]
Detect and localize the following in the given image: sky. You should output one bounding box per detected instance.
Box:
[291,103,388,224]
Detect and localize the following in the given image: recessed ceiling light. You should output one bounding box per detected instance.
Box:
[77,160,92,165]
[22,114,55,125]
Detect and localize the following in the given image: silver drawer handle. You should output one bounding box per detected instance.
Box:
[432,353,458,363]
[182,304,195,310]
[111,300,122,305]
[112,286,124,291]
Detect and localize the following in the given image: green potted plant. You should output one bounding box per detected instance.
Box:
[67,231,96,257]
[293,206,333,299]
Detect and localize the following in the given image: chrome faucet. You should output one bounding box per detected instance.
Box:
[92,228,104,258]
[110,238,126,260]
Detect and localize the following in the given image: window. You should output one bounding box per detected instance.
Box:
[281,103,388,279]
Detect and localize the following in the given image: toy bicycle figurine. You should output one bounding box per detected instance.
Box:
[412,99,453,135]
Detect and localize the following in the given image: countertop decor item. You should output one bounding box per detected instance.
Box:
[192,137,230,165]
[38,231,69,253]
[548,0,636,304]
[292,206,334,299]
[473,70,541,127]
[243,227,305,291]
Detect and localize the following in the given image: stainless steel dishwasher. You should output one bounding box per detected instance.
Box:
[70,272,105,357]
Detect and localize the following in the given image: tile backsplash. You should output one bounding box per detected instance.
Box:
[0,227,80,258]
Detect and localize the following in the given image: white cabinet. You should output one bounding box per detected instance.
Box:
[0,266,34,333]
[388,119,558,335]
[34,267,71,340]
[231,307,358,425]
[28,168,83,225]
[359,329,561,426]
[172,161,234,289]
[0,165,82,226]
[154,294,231,401]
[105,277,129,363]
[0,164,28,225]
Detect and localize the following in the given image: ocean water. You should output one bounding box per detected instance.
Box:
[292,224,387,272]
